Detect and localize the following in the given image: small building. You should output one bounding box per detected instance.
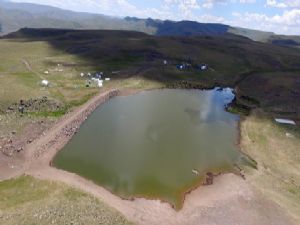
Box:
[198,64,208,71]
[97,80,103,87]
[176,64,185,70]
[41,80,49,87]
[91,78,103,88]
[44,71,49,74]
[176,63,192,71]
[95,73,102,79]
[275,118,296,125]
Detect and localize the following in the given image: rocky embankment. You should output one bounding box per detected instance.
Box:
[32,90,120,159]
[5,97,63,114]
[0,120,50,157]
[166,81,213,89]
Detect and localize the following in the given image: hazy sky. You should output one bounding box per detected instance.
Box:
[11,0,300,35]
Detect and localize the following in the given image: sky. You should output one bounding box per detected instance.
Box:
[11,0,300,35]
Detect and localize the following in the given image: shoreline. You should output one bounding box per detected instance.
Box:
[37,87,247,210]
[1,87,295,225]
[7,87,248,208]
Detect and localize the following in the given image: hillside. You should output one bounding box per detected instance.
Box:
[0,26,300,225]
[0,176,134,225]
[0,0,155,35]
[1,0,300,47]
[3,27,300,115]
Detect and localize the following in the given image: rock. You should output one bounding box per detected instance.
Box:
[204,172,214,185]
[286,132,295,138]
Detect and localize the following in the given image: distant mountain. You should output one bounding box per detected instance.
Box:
[228,27,275,42]
[0,0,155,34]
[125,17,229,36]
[0,0,299,47]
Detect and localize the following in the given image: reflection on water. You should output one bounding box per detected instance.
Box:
[185,108,201,124]
[53,88,246,209]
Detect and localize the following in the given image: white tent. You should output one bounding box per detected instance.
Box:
[41,80,49,86]
[97,79,103,87]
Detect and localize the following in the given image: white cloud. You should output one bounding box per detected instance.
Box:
[162,0,200,19]
[9,0,300,34]
[232,9,300,34]
[198,14,226,23]
[11,0,177,19]
[239,0,256,3]
[202,0,229,9]
[270,9,300,25]
[266,0,287,8]
[287,0,300,7]
[266,0,300,8]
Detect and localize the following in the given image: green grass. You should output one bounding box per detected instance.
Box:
[0,176,55,209]
[103,55,144,70]
[0,40,97,105]
[1,30,300,118]
[227,104,250,116]
[237,71,300,114]
[241,111,300,223]
[0,30,299,224]
[27,109,68,118]
[0,176,134,225]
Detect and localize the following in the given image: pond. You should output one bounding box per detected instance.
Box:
[53,88,251,209]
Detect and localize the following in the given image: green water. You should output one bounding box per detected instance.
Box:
[53,88,247,209]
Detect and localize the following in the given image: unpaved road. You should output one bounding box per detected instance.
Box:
[1,89,296,225]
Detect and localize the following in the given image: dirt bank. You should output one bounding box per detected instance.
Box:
[1,88,296,225]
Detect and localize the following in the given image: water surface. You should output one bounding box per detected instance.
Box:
[53,88,247,209]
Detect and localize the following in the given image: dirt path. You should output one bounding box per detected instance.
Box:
[21,59,45,80]
[1,89,296,225]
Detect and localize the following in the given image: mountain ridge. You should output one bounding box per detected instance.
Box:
[0,0,299,46]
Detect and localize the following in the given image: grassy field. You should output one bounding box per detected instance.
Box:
[236,72,300,115]
[0,176,134,225]
[0,29,299,224]
[0,35,163,224]
[1,29,300,115]
[240,111,300,223]
[0,37,163,136]
[0,39,98,110]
